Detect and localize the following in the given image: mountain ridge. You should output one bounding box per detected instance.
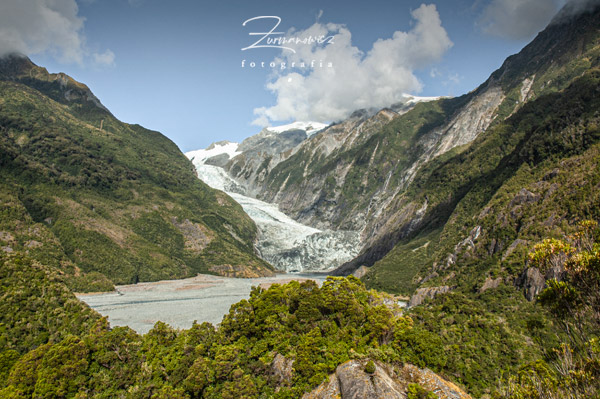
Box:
[0,54,274,290]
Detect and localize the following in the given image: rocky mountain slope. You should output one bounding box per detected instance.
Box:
[238,2,600,286]
[0,54,273,291]
[187,138,361,272]
[194,3,600,291]
[353,2,600,295]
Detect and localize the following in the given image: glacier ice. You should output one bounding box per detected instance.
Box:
[186,144,360,272]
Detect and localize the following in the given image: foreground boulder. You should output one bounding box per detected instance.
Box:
[303,359,471,399]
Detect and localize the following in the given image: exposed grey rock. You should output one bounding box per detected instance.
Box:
[543,168,560,181]
[488,238,498,255]
[408,286,452,308]
[226,129,308,197]
[271,353,293,383]
[479,277,503,293]
[516,267,546,301]
[24,240,42,248]
[203,153,231,167]
[303,360,472,399]
[0,231,15,242]
[432,86,505,158]
[170,218,211,253]
[352,265,369,279]
[510,188,540,207]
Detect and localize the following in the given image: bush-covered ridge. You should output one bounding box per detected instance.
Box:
[2,222,596,398]
[2,218,600,398]
[0,256,457,399]
[0,55,273,290]
[364,67,600,296]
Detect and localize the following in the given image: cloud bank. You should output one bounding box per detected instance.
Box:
[478,0,565,40]
[252,4,452,126]
[0,0,113,66]
[551,0,600,23]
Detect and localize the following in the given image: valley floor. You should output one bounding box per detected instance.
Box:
[77,273,327,333]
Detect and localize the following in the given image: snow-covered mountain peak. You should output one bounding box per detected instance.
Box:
[185,141,240,166]
[401,94,444,104]
[266,121,328,136]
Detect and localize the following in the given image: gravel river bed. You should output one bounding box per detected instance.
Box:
[77,273,327,334]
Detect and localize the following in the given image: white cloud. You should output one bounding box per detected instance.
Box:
[93,49,115,67]
[251,4,453,126]
[551,0,600,23]
[478,0,566,40]
[0,0,114,66]
[445,73,461,86]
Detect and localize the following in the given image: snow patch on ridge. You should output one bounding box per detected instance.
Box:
[267,121,328,136]
[402,94,443,104]
[186,141,240,164]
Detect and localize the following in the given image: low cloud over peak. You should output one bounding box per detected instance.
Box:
[478,0,565,40]
[251,4,452,127]
[0,0,114,67]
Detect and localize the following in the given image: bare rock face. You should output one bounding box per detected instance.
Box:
[271,353,293,383]
[516,267,546,301]
[516,263,566,301]
[352,265,370,279]
[510,188,540,208]
[303,360,471,399]
[226,129,308,197]
[171,218,212,253]
[408,286,452,308]
[479,277,504,293]
[432,85,504,158]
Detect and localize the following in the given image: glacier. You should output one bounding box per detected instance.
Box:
[186,141,360,272]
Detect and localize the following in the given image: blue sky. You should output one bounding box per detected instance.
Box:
[0,0,566,151]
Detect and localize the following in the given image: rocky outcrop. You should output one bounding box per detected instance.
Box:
[432,86,504,157]
[516,267,546,301]
[171,218,212,253]
[226,128,308,197]
[510,188,540,207]
[271,353,294,383]
[408,286,452,308]
[479,277,504,293]
[352,265,370,279]
[516,264,566,301]
[303,360,471,399]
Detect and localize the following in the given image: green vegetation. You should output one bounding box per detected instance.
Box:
[407,383,438,399]
[360,66,600,399]
[497,222,600,398]
[1,6,600,399]
[0,56,272,291]
[356,10,600,398]
[0,269,449,398]
[364,359,376,374]
[362,229,441,295]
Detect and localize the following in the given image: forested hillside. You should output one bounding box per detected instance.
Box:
[0,55,273,292]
